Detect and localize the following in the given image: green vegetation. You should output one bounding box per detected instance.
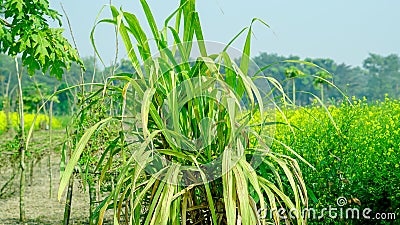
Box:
[253,52,400,104]
[270,97,400,224]
[57,1,309,224]
[2,52,400,114]
[0,111,61,133]
[1,0,81,222]
[0,0,82,78]
[0,0,399,224]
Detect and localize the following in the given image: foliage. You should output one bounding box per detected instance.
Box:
[364,54,400,99]
[0,0,82,78]
[0,111,61,133]
[313,71,332,87]
[253,53,400,104]
[0,54,100,115]
[1,52,400,114]
[58,1,310,225]
[58,92,121,224]
[269,97,400,224]
[285,66,306,79]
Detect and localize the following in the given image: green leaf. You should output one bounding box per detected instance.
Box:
[140,0,163,49]
[192,12,207,57]
[24,55,40,75]
[32,33,50,65]
[58,117,113,201]
[0,24,4,36]
[123,11,151,62]
[50,60,66,80]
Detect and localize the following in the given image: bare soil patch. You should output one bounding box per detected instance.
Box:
[0,130,93,224]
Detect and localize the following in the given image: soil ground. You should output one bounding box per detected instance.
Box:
[0,130,98,225]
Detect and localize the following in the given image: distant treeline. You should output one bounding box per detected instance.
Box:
[0,52,399,114]
[251,52,400,104]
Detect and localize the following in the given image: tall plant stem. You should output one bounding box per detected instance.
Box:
[60,5,86,224]
[15,57,26,222]
[63,178,74,225]
[292,79,296,106]
[48,88,55,198]
[89,181,96,225]
[320,83,324,103]
[60,3,85,96]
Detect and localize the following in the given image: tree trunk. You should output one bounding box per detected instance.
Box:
[292,79,296,107]
[320,83,324,103]
[16,57,26,222]
[49,92,54,198]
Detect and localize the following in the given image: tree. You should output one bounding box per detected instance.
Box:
[333,63,367,99]
[363,53,400,98]
[313,70,332,103]
[0,0,82,78]
[0,0,82,221]
[284,66,305,106]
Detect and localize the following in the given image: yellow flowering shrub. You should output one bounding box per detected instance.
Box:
[0,111,6,131]
[255,98,400,224]
[0,111,61,133]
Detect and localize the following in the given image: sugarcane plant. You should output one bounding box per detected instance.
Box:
[58,0,312,224]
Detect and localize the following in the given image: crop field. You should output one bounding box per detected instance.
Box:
[271,98,400,224]
[0,99,399,224]
[1,0,399,224]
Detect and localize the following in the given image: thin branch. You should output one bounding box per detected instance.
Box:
[60,3,85,96]
[0,17,12,27]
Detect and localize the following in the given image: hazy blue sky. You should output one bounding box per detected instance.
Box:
[50,0,400,66]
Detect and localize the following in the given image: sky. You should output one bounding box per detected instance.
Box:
[49,0,400,67]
